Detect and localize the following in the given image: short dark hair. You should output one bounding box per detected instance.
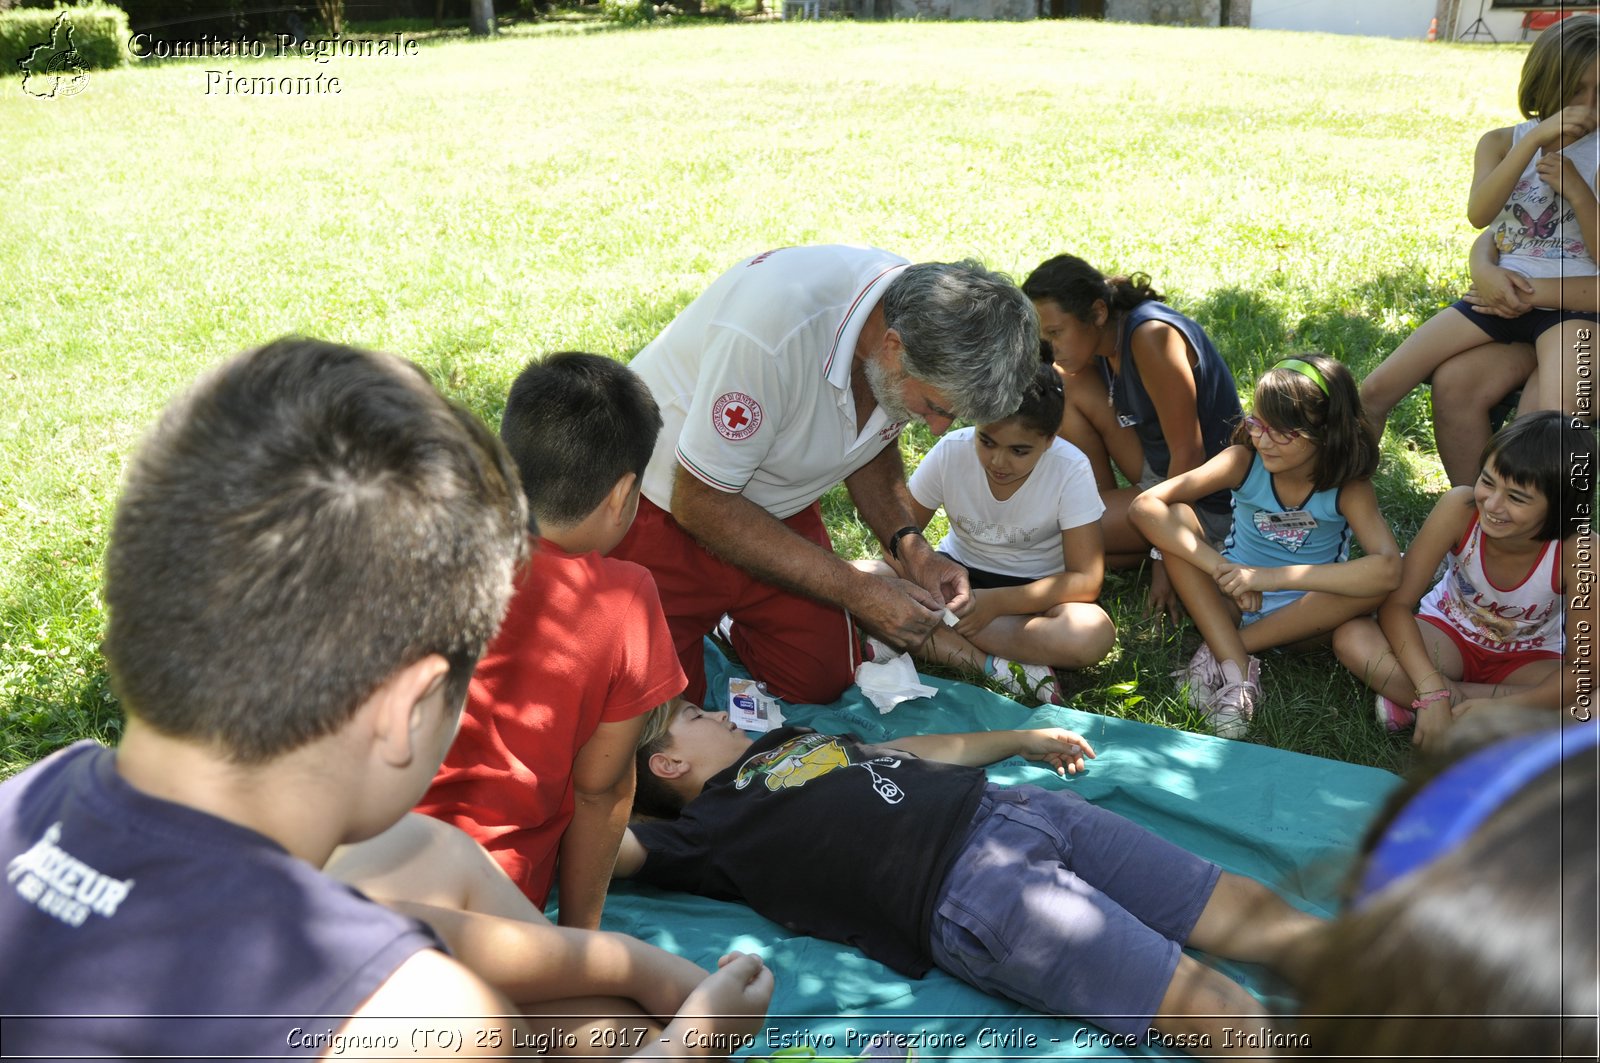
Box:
[632,701,688,819]
[1235,353,1378,492]
[103,337,529,764]
[500,352,662,527]
[1022,253,1163,321]
[988,357,1065,439]
[1480,411,1594,542]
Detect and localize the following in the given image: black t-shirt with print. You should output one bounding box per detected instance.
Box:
[631,726,985,977]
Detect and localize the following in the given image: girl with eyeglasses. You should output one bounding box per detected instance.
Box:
[1333,411,1591,753]
[1129,354,1400,738]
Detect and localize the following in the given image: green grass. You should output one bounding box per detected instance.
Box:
[0,20,1532,778]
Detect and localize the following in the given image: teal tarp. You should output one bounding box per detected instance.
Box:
[598,643,1401,1059]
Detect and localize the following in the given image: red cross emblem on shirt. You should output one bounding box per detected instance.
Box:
[712,391,763,441]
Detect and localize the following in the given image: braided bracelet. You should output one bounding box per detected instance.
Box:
[1411,689,1451,710]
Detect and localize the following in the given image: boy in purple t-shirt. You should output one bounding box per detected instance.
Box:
[0,339,769,1059]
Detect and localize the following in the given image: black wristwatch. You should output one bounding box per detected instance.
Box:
[886,525,923,560]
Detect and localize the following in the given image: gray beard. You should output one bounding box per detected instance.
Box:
[864,357,916,426]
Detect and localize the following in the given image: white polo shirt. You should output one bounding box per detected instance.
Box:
[631,245,911,520]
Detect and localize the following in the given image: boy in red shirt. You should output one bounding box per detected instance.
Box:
[416,352,685,928]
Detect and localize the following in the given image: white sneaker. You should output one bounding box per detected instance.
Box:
[1206,657,1260,740]
[989,657,1063,705]
[1175,643,1227,709]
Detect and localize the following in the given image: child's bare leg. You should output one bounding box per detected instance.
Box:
[1100,484,1152,566]
[968,603,1116,669]
[1186,872,1323,974]
[1430,341,1536,486]
[1533,319,1596,417]
[1238,590,1388,656]
[1361,311,1495,436]
[1147,955,1284,1060]
[1332,617,1464,704]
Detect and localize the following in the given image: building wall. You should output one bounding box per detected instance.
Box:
[1250,0,1441,40]
[889,0,1035,18]
[1106,0,1223,25]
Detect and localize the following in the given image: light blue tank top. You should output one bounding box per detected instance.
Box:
[1222,454,1350,568]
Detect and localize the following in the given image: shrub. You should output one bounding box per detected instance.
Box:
[599,0,652,25]
[0,4,131,77]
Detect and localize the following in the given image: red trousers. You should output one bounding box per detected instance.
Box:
[611,497,861,705]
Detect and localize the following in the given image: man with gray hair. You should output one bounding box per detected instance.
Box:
[612,244,1038,707]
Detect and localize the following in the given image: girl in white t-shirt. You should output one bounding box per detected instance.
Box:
[860,361,1115,703]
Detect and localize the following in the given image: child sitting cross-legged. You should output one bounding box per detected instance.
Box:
[617,702,1325,1061]
[857,358,1115,703]
[1129,355,1402,738]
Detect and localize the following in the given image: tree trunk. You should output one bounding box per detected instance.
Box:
[469,0,496,36]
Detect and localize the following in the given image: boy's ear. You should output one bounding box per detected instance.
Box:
[367,654,452,768]
[647,749,689,782]
[605,472,639,526]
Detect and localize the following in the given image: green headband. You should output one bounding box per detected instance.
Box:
[1274,358,1329,395]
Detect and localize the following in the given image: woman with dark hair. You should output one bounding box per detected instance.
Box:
[1023,254,1242,620]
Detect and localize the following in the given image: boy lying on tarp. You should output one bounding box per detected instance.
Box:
[618,703,1320,1061]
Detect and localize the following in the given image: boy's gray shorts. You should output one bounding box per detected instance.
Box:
[927,783,1221,1036]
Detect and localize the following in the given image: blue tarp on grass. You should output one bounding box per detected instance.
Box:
[598,643,1401,1059]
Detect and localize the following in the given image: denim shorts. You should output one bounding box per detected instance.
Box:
[927,783,1221,1036]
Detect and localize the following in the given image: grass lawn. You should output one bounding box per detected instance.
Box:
[0,18,1533,778]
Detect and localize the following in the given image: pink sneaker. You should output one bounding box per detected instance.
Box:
[1206,657,1261,740]
[1175,643,1227,709]
[1375,693,1415,733]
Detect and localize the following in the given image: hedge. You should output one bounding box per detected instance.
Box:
[1,4,131,76]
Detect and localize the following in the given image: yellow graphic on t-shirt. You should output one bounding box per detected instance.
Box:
[734,734,851,792]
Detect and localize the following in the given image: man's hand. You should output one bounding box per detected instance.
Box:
[1144,560,1186,624]
[1012,728,1096,776]
[900,538,971,614]
[853,576,945,652]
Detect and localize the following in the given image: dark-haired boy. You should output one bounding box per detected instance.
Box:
[0,339,769,1058]
[619,703,1323,1062]
[416,351,684,930]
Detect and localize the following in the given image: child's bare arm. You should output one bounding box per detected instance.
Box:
[1378,489,1476,701]
[1510,275,1598,313]
[1129,445,1252,566]
[559,715,649,930]
[888,727,1095,776]
[950,523,1105,637]
[384,901,712,1022]
[1213,480,1402,598]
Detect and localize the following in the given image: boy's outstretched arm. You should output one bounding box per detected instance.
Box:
[888,727,1095,776]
